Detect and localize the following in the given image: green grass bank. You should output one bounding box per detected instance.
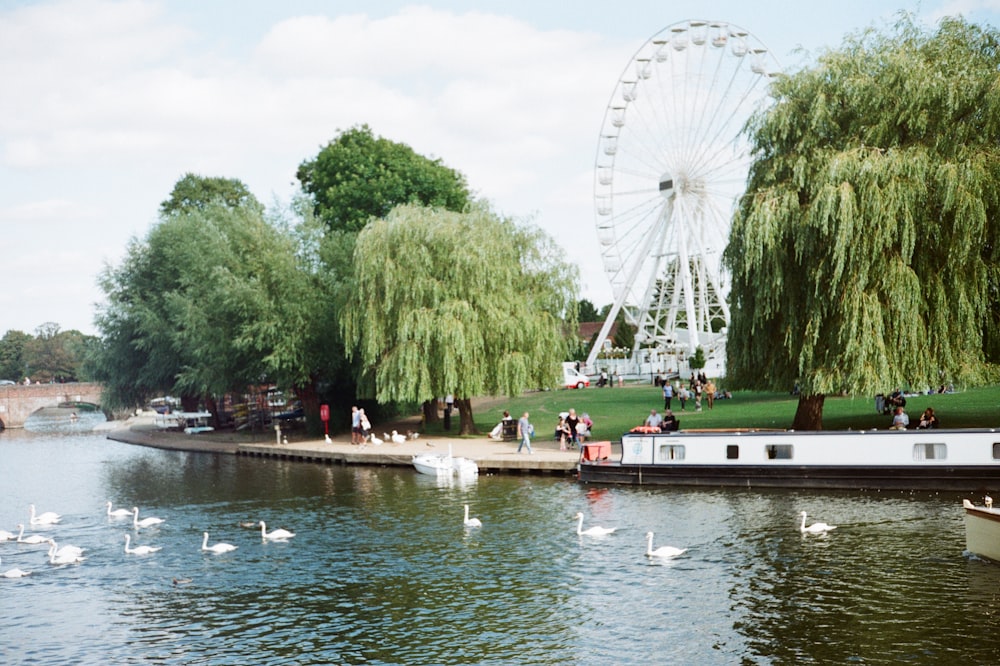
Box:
[432,384,1000,442]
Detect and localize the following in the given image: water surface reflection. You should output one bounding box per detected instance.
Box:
[2,422,999,664]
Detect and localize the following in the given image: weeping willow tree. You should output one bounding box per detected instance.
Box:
[724,15,1000,430]
[341,203,579,434]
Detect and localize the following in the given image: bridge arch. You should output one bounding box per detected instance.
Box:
[0,382,103,429]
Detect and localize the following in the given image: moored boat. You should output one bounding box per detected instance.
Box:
[412,445,479,477]
[578,428,1000,490]
[963,497,1000,562]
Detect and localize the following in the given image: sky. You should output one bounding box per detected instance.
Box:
[2,0,999,337]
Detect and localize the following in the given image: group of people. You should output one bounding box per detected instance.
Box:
[643,408,679,432]
[487,407,595,454]
[889,406,940,430]
[554,408,593,451]
[350,405,372,444]
[661,372,720,413]
[595,370,623,388]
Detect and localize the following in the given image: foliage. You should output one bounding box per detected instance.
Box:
[724,15,1000,428]
[0,329,31,381]
[577,299,599,322]
[0,324,94,383]
[159,173,262,216]
[688,346,706,371]
[341,203,579,433]
[92,199,320,411]
[296,124,471,233]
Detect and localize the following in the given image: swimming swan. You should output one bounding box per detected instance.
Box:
[29,504,61,525]
[574,512,616,536]
[106,501,133,518]
[201,532,237,554]
[16,524,50,545]
[645,531,686,558]
[259,521,295,541]
[463,504,482,528]
[124,534,162,555]
[47,540,84,564]
[1,557,31,578]
[47,538,84,559]
[799,511,837,534]
[0,528,17,541]
[132,507,165,529]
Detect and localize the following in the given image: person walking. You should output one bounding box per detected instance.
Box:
[663,381,673,411]
[351,406,362,445]
[517,412,533,454]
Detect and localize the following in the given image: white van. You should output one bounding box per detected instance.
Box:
[561,362,590,389]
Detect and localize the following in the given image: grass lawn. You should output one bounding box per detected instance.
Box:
[425,383,1000,441]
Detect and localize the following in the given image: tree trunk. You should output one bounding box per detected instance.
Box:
[791,394,825,430]
[421,400,440,426]
[456,398,478,435]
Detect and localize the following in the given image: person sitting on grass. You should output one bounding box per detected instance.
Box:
[916,407,939,429]
[889,406,910,430]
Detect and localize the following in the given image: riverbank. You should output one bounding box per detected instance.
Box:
[102,411,582,475]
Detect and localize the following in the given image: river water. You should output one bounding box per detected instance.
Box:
[2,413,1000,665]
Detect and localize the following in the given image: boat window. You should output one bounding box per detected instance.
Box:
[726,445,739,460]
[913,443,946,460]
[993,443,1000,460]
[657,444,685,461]
[765,444,792,460]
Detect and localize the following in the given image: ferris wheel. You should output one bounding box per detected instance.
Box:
[586,20,780,369]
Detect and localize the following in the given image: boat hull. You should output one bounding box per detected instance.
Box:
[578,429,1000,491]
[963,501,1000,562]
[579,462,1000,490]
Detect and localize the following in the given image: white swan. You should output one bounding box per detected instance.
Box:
[463,504,482,528]
[16,524,50,545]
[645,531,686,558]
[29,504,61,525]
[0,528,17,541]
[47,540,84,564]
[124,534,161,555]
[259,521,295,541]
[132,507,165,529]
[201,532,237,554]
[47,538,85,559]
[106,501,133,518]
[1,557,31,578]
[799,510,837,534]
[574,512,616,536]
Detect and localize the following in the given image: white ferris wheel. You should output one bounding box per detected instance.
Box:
[586,20,780,370]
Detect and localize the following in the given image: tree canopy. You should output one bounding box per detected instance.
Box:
[159,173,262,215]
[296,124,472,233]
[341,203,579,434]
[92,198,321,412]
[724,15,1000,429]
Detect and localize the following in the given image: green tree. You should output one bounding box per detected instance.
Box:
[577,299,599,322]
[159,173,262,215]
[724,16,1000,429]
[0,329,30,381]
[92,197,328,419]
[22,323,92,382]
[341,203,579,434]
[296,124,471,233]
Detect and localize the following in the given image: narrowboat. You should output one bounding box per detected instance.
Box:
[577,429,1000,490]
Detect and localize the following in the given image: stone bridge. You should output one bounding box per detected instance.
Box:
[0,382,103,429]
